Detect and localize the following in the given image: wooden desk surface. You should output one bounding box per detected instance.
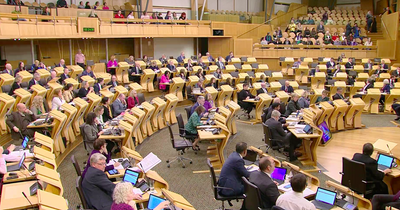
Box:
[0,180,39,210]
[27,122,55,129]
[3,167,35,184]
[198,130,226,140]
[289,129,320,138]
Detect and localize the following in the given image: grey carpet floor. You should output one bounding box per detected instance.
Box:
[57,109,396,210]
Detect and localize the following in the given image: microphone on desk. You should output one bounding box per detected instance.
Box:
[22,162,34,177]
[22,192,35,209]
[387,144,393,156]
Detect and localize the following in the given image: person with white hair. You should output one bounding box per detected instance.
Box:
[28,73,43,89]
[380,79,391,105]
[111,182,169,210]
[2,63,13,75]
[6,103,36,140]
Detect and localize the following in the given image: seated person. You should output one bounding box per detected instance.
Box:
[0,147,7,186]
[63,83,74,103]
[51,89,66,110]
[266,110,301,161]
[281,80,294,93]
[277,173,316,210]
[108,75,119,87]
[159,71,171,93]
[238,83,257,117]
[309,66,320,76]
[6,103,36,140]
[372,191,400,210]
[47,70,58,84]
[364,59,373,70]
[77,81,94,98]
[82,139,120,179]
[59,68,70,84]
[101,97,112,122]
[257,82,268,95]
[166,60,176,72]
[352,143,391,198]
[195,79,205,92]
[379,79,391,105]
[81,66,96,79]
[9,75,22,95]
[326,58,336,70]
[362,78,374,92]
[82,112,104,153]
[316,90,330,103]
[112,94,128,117]
[93,78,105,95]
[380,60,388,70]
[30,96,46,118]
[345,58,355,74]
[127,90,140,109]
[129,62,142,83]
[203,93,215,112]
[332,87,347,101]
[265,102,286,124]
[185,106,206,151]
[298,91,310,108]
[190,95,206,116]
[206,77,218,89]
[284,93,301,117]
[374,66,386,75]
[28,73,44,89]
[218,142,250,196]
[249,156,280,209]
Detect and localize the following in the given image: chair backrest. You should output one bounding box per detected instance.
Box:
[176,114,186,136]
[86,60,95,66]
[166,122,176,149]
[242,177,264,210]
[261,113,267,123]
[251,63,259,69]
[184,106,192,120]
[76,176,90,209]
[137,93,145,104]
[207,158,219,199]
[262,123,272,146]
[341,157,367,194]
[71,155,82,177]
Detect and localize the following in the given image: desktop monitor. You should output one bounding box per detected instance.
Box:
[315,187,337,205]
[377,154,394,168]
[147,194,166,210]
[123,169,140,186]
[318,121,332,144]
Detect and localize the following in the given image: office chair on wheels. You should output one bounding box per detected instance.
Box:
[259,123,286,160]
[340,157,375,199]
[166,122,193,168]
[242,177,268,210]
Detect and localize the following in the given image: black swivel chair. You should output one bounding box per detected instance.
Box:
[76,176,94,210]
[186,86,196,103]
[242,177,268,210]
[184,106,192,121]
[166,122,193,168]
[71,155,83,177]
[340,157,374,198]
[207,159,245,209]
[260,123,286,159]
[176,114,197,143]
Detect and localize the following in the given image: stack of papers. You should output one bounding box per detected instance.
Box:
[138,152,162,173]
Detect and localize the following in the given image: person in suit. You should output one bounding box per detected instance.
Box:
[392,67,400,78]
[81,153,116,210]
[206,52,215,62]
[352,143,391,198]
[93,78,104,95]
[309,65,320,76]
[55,59,66,68]
[225,52,234,62]
[101,97,112,122]
[257,82,268,95]
[380,79,391,105]
[345,57,355,74]
[218,142,250,196]
[332,87,347,101]
[265,102,286,124]
[127,89,140,109]
[129,62,142,83]
[281,80,294,93]
[216,56,225,70]
[372,191,400,210]
[266,110,301,161]
[362,78,374,92]
[159,54,168,65]
[276,27,282,38]
[28,73,43,90]
[184,59,193,73]
[316,21,325,33]
[6,103,36,140]
[77,81,93,98]
[9,75,22,95]
[47,70,58,84]
[112,94,127,117]
[13,61,26,77]
[345,22,353,37]
[59,68,70,84]
[166,60,176,73]
[82,112,104,152]
[316,90,330,103]
[248,156,280,209]
[213,68,222,80]
[380,60,388,70]
[374,66,385,75]
[238,83,257,117]
[298,91,310,108]
[284,93,301,116]
[107,75,118,87]
[277,173,316,210]
[81,66,96,79]
[176,52,185,64]
[364,59,373,71]
[189,95,206,116]
[2,63,13,75]
[197,59,207,70]
[326,58,336,70]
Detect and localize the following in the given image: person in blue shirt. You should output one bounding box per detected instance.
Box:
[176,52,185,64]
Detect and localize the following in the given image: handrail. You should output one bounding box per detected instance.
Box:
[380,15,392,40]
[237,4,307,38]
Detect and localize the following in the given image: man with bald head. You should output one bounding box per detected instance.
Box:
[2,63,13,75]
[56,59,66,68]
[257,82,268,95]
[6,103,36,140]
[281,80,294,93]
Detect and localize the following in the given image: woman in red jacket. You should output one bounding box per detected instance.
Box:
[127,89,139,109]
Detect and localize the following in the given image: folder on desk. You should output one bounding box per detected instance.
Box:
[137,152,161,173]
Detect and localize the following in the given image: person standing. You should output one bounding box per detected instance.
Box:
[75,49,85,69]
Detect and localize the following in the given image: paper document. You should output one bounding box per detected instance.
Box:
[108,158,128,170]
[138,152,161,173]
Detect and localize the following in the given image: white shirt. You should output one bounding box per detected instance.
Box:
[52,97,66,110]
[276,191,316,210]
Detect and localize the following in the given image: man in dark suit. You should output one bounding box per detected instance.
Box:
[326,58,336,70]
[107,75,118,87]
[317,21,325,33]
[332,87,347,101]
[352,143,391,197]
[380,60,388,70]
[129,62,142,83]
[81,66,96,79]
[159,54,168,65]
[281,80,294,93]
[112,94,127,117]
[265,102,283,122]
[206,52,215,62]
[82,153,115,210]
[238,84,257,116]
[6,103,36,140]
[166,60,176,72]
[184,59,193,72]
[77,81,93,98]
[176,52,185,64]
[364,59,373,71]
[218,142,250,196]
[345,58,355,74]
[55,59,66,68]
[248,156,280,209]
[257,82,268,95]
[362,79,374,92]
[374,66,385,75]
[392,67,400,78]
[216,56,225,70]
[93,78,104,95]
[225,52,234,62]
[28,73,43,90]
[59,68,70,84]
[266,110,301,161]
[309,65,320,76]
[2,63,13,75]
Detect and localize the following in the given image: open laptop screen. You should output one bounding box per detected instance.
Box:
[377,154,394,168]
[147,194,166,210]
[18,153,26,168]
[315,187,336,205]
[22,136,29,149]
[123,169,139,186]
[271,167,287,182]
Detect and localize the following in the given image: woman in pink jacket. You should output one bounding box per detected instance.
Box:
[159,71,170,92]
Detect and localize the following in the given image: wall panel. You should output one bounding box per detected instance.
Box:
[153,38,195,59]
[219,0,235,11]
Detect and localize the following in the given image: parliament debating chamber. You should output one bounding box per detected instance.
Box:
[0,0,400,209]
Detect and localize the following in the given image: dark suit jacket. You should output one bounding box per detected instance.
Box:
[55,63,66,68]
[93,83,101,95]
[59,73,70,84]
[82,166,116,210]
[107,81,118,87]
[166,64,176,72]
[9,82,20,95]
[238,89,254,102]
[249,170,280,208]
[281,85,294,93]
[112,99,126,117]
[6,111,36,140]
[382,84,391,93]
[362,83,373,91]
[129,67,142,81]
[326,62,335,69]
[352,153,385,182]
[218,152,250,196]
[257,88,268,95]
[28,79,43,89]
[332,93,345,100]
[364,63,373,70]
[77,87,89,98]
[102,105,112,122]
[265,118,288,142]
[345,62,354,69]
[284,100,300,116]
[216,61,225,69]
[381,64,388,70]
[2,69,13,75]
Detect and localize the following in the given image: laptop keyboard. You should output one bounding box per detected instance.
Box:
[312,200,333,210]
[378,164,389,171]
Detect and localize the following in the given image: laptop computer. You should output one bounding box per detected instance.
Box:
[7,153,26,172]
[377,153,394,171]
[123,169,140,186]
[271,167,287,184]
[15,136,29,151]
[146,194,167,210]
[295,124,312,134]
[311,187,337,210]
